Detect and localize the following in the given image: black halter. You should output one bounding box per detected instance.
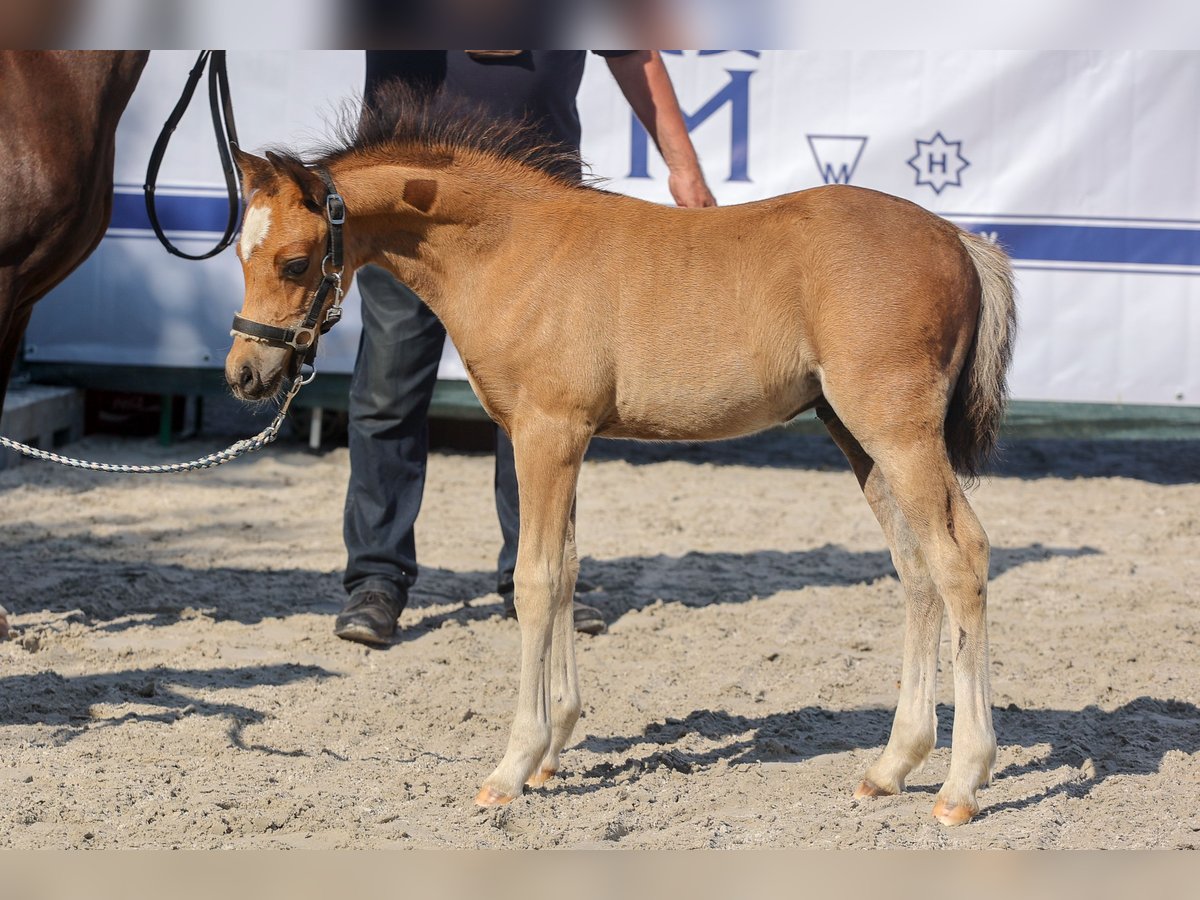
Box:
[230,167,346,367]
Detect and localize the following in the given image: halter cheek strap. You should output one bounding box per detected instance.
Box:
[230,166,346,365]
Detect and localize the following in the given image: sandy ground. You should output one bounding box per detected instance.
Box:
[1,425,1198,849]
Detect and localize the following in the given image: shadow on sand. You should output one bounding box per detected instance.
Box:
[0,662,337,754]
[565,697,1200,818]
[1,523,1099,639]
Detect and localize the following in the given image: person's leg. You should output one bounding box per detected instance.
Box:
[339,264,445,644]
[494,426,520,587]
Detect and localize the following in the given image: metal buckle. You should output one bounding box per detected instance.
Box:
[325,192,346,225]
[290,327,316,349]
[321,255,343,280]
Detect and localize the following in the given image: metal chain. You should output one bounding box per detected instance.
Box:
[0,376,306,475]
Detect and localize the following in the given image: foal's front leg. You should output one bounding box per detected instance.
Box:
[526,500,582,788]
[475,422,587,806]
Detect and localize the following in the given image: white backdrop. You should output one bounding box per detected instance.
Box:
[25,51,1200,406]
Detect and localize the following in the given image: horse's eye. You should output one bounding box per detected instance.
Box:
[283,258,309,278]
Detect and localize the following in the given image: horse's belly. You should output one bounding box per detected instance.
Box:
[601,369,818,441]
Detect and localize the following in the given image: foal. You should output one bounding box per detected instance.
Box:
[226,94,1015,825]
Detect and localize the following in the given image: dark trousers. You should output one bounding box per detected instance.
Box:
[342,265,520,605]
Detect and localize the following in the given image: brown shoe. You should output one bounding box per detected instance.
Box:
[334,589,404,645]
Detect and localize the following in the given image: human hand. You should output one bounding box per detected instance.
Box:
[669,168,717,208]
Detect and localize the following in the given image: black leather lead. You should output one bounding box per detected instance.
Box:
[315,167,346,271]
[144,50,242,261]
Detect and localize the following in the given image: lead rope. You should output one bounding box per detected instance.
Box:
[0,374,307,474]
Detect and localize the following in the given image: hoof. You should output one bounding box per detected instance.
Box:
[854,778,898,800]
[525,768,556,788]
[475,786,518,807]
[932,796,978,826]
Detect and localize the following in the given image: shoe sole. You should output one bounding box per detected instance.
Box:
[334,623,393,646]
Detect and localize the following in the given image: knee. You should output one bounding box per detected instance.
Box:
[513,568,559,612]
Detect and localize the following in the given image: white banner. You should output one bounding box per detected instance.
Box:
[26,50,1200,406]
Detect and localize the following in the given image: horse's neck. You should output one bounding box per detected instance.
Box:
[41,52,146,141]
[341,160,550,332]
[103,51,148,104]
[87,52,147,128]
[3,51,145,137]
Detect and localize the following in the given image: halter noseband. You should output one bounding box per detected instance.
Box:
[230,167,346,367]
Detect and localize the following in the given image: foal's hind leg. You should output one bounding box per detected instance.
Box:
[817,405,943,798]
[476,419,587,806]
[872,438,996,825]
[526,498,582,789]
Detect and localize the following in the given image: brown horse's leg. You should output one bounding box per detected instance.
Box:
[871,437,995,825]
[476,418,588,806]
[0,301,33,416]
[526,497,582,789]
[817,404,943,799]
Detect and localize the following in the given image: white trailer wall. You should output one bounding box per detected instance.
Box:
[25,51,1200,406]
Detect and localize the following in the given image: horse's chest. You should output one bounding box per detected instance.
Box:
[461,367,507,430]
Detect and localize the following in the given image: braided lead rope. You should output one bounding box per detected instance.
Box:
[0,377,305,475]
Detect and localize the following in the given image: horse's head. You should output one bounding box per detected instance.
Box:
[226,147,349,402]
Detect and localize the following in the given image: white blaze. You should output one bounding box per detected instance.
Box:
[239,202,272,258]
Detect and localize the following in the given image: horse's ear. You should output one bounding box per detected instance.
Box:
[266,150,328,213]
[231,146,274,193]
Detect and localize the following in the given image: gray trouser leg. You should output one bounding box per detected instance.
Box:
[343,265,445,603]
[343,265,523,601]
[494,427,519,586]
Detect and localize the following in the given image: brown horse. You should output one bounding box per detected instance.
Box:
[0,51,148,416]
[0,51,145,641]
[226,90,1016,826]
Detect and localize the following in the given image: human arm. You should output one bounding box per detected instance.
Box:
[604,50,717,208]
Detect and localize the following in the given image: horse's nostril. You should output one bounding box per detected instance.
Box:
[239,365,256,391]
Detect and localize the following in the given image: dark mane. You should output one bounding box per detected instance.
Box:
[300,80,596,187]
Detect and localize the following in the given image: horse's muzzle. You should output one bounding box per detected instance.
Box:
[231,363,262,399]
[225,348,287,402]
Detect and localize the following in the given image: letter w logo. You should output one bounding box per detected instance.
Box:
[806,135,868,185]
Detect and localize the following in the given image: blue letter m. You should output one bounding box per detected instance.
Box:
[629,69,753,183]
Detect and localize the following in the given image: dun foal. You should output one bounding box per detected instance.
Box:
[226,93,1015,825]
